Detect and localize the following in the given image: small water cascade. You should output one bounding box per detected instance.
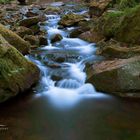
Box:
[28,11,102,108]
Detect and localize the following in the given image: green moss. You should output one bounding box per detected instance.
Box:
[0,24,30,55]
[0,0,13,4]
[115,5,140,44]
[104,11,123,37]
[119,0,138,10]
[0,34,39,103]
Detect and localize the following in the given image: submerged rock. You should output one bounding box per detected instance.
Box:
[0,24,30,55]
[58,13,85,27]
[0,35,40,103]
[51,34,63,43]
[87,56,140,96]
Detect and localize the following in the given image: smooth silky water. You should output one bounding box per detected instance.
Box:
[0,10,140,140]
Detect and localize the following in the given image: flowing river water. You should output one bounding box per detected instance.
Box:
[0,4,140,140]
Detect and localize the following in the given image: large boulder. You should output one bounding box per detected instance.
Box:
[89,0,112,17]
[0,35,40,103]
[92,5,140,44]
[0,24,30,55]
[87,56,140,97]
[79,30,104,43]
[58,13,85,27]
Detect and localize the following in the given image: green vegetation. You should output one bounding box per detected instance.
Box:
[119,0,138,10]
[0,0,13,4]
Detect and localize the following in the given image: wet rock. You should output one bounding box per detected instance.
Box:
[97,39,140,59]
[58,13,85,27]
[25,11,39,17]
[70,28,84,38]
[24,35,39,47]
[0,34,40,103]
[70,20,94,38]
[38,35,48,46]
[17,0,26,5]
[55,57,65,63]
[51,75,63,81]
[89,0,112,17]
[18,15,46,28]
[15,26,34,38]
[44,62,61,69]
[79,30,104,43]
[30,24,40,34]
[51,34,63,43]
[0,24,30,55]
[87,56,140,96]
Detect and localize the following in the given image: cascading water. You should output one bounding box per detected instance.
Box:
[27,12,104,108]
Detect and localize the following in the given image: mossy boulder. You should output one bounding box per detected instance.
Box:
[44,6,61,15]
[95,10,124,39]
[115,5,140,44]
[58,13,85,27]
[87,56,140,97]
[0,24,30,55]
[0,34,40,103]
[89,5,140,45]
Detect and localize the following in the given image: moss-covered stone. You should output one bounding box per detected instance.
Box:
[115,5,140,44]
[0,23,30,54]
[44,6,61,15]
[58,13,85,27]
[90,5,140,45]
[0,34,40,103]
